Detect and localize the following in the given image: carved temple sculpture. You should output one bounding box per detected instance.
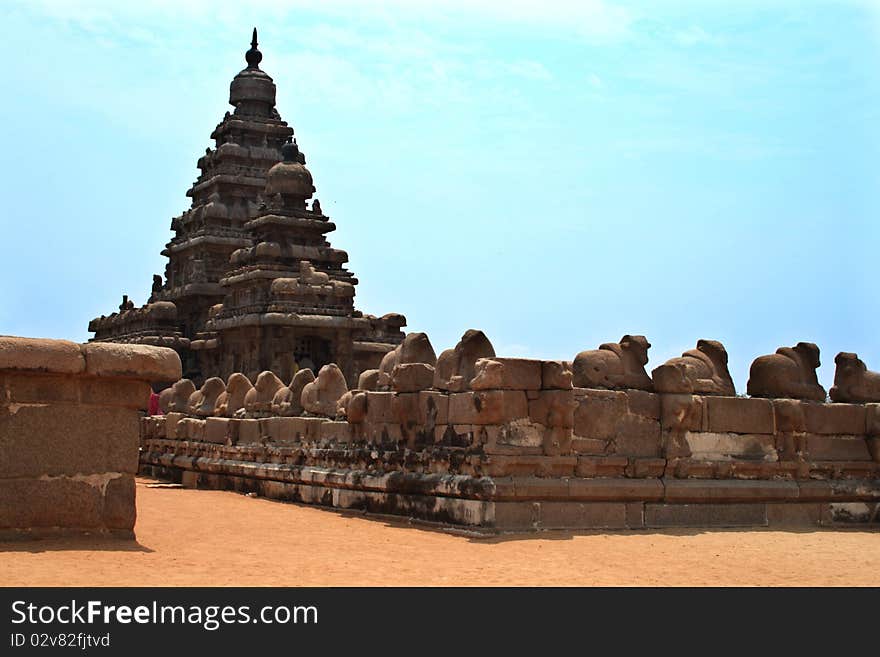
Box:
[651,339,735,396]
[830,352,880,403]
[88,30,405,387]
[572,335,653,391]
[746,342,826,401]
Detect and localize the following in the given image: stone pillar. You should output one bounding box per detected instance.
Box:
[0,337,181,539]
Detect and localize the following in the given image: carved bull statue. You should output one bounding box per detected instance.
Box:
[572,335,652,391]
[433,329,496,392]
[244,371,285,414]
[159,379,196,414]
[214,373,254,417]
[746,342,826,401]
[652,339,735,396]
[272,368,315,416]
[301,363,349,418]
[830,352,880,403]
[187,377,226,417]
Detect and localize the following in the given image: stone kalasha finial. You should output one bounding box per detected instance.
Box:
[245,27,262,69]
[281,137,306,164]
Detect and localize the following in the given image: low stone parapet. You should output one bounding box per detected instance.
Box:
[0,336,181,539]
[139,358,880,531]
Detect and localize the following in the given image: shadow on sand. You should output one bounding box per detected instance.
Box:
[0,536,154,554]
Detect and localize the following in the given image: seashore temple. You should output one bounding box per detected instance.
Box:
[88,30,406,387]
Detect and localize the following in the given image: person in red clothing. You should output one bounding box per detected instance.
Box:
[148,391,160,416]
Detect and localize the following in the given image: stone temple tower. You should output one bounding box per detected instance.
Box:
[89,30,406,386]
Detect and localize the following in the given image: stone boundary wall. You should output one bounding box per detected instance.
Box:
[140,356,880,531]
[0,337,181,539]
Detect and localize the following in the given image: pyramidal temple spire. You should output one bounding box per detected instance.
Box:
[245,27,262,69]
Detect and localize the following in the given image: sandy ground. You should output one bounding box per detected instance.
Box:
[1,477,878,586]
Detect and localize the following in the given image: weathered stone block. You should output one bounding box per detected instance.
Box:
[0,476,104,528]
[528,389,575,428]
[449,390,528,425]
[626,389,661,419]
[660,394,703,432]
[391,392,421,425]
[706,396,774,435]
[766,503,826,527]
[610,416,662,457]
[567,477,664,501]
[626,502,645,528]
[573,389,627,439]
[418,391,449,426]
[492,501,540,530]
[238,419,261,444]
[867,404,880,436]
[164,412,183,438]
[0,337,85,374]
[318,421,352,443]
[571,437,609,455]
[645,503,767,527]
[272,417,310,442]
[804,434,872,461]
[81,342,181,382]
[103,474,136,530]
[773,399,806,433]
[542,425,572,456]
[684,432,777,462]
[626,458,666,478]
[663,478,798,502]
[81,378,152,409]
[184,418,207,441]
[364,392,395,424]
[390,363,435,392]
[541,361,572,390]
[803,403,866,435]
[486,420,544,450]
[0,404,139,478]
[471,358,542,391]
[575,456,629,478]
[539,502,628,529]
[204,417,229,444]
[6,374,80,405]
[868,437,880,462]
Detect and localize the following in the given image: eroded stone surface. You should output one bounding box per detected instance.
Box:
[572,335,652,391]
[830,352,880,403]
[301,363,348,417]
[434,329,495,392]
[747,342,826,401]
[652,340,735,396]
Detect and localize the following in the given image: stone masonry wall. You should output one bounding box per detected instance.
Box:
[0,337,181,539]
[140,354,880,531]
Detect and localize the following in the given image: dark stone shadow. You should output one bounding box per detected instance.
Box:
[0,535,154,553]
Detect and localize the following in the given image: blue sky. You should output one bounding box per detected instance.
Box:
[0,0,877,392]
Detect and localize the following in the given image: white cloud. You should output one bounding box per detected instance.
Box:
[16,0,635,43]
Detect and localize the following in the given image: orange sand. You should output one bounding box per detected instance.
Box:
[2,478,878,586]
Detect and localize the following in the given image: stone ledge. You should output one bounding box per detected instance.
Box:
[0,336,181,382]
[0,337,85,374]
[82,343,181,382]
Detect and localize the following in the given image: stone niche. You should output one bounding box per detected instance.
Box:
[0,336,181,539]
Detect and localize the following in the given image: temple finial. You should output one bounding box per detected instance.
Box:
[245,27,262,69]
